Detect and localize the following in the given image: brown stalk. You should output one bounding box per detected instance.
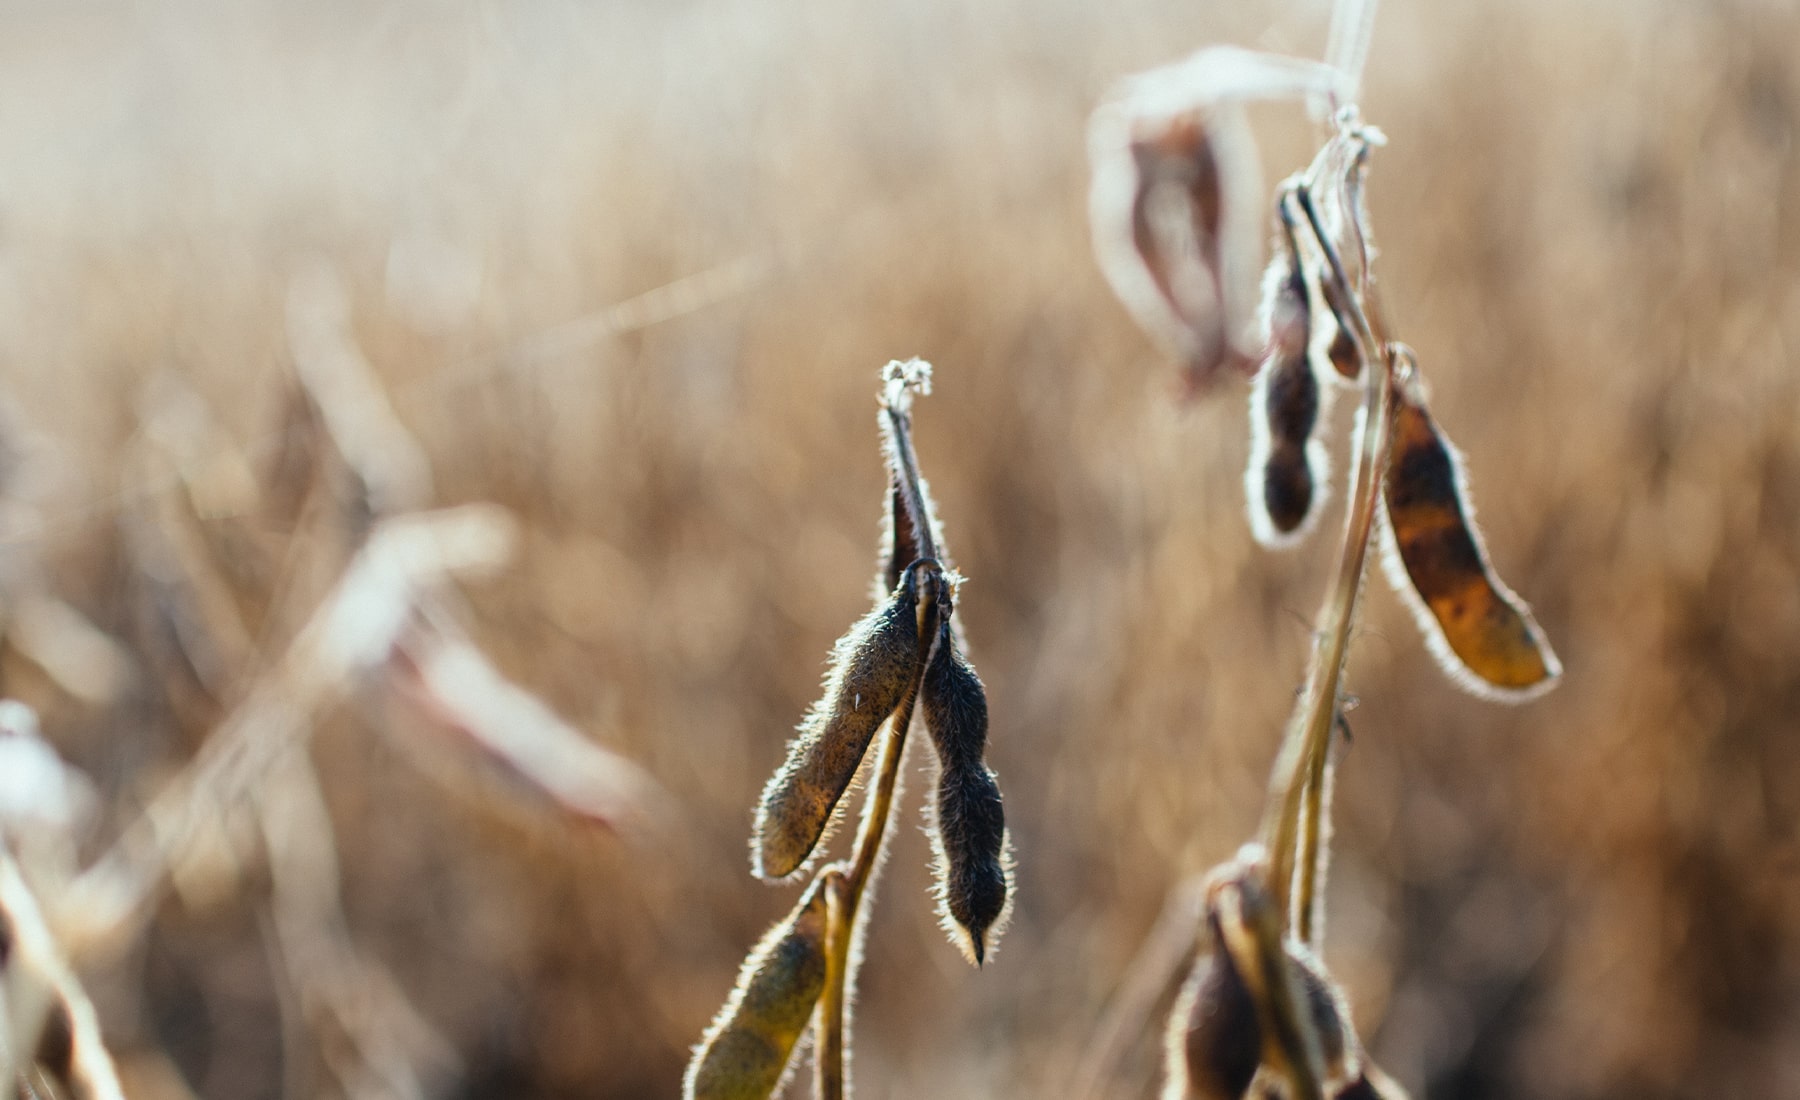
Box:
[1258,167,1391,950]
[814,368,943,1100]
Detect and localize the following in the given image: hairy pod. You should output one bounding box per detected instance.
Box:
[753,572,924,880]
[1166,858,1363,1099]
[1247,206,1331,547]
[1380,363,1561,700]
[921,619,1011,965]
[1165,932,1260,1100]
[685,874,834,1100]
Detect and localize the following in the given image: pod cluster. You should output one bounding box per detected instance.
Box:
[689,362,1011,1100]
[1164,857,1409,1100]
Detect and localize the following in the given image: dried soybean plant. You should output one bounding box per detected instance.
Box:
[0,266,663,1098]
[1083,1,1559,1096]
[686,359,1011,1099]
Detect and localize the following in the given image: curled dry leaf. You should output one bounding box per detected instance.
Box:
[920,614,1011,966]
[1090,99,1263,393]
[752,564,928,881]
[1090,48,1347,394]
[1379,361,1560,701]
[685,870,837,1100]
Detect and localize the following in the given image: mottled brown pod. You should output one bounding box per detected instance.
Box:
[752,572,924,880]
[685,873,836,1100]
[1380,367,1561,700]
[920,615,1011,966]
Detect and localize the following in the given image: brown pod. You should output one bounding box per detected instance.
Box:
[1165,927,1261,1100]
[685,874,834,1100]
[1246,224,1329,547]
[1290,944,1360,1088]
[921,618,1010,965]
[752,572,924,880]
[1380,373,1561,700]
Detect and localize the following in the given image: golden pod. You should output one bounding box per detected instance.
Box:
[921,620,1010,965]
[752,572,925,880]
[685,874,834,1100]
[1380,374,1561,700]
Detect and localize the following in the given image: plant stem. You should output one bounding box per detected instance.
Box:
[815,363,947,1099]
[813,654,931,1099]
[1259,180,1394,937]
[815,870,851,1100]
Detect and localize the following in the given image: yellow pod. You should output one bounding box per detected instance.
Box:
[685,875,833,1100]
[1381,375,1561,701]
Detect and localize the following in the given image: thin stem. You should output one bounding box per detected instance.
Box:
[815,871,852,1100]
[1294,727,1337,949]
[882,404,939,566]
[1259,183,1394,934]
[815,586,943,1099]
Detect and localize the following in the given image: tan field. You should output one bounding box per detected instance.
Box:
[1,0,1796,1096]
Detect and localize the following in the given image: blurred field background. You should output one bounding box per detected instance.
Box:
[2,0,1798,1096]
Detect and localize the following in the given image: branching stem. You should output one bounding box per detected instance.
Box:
[816,367,944,1100]
[1259,170,1395,942]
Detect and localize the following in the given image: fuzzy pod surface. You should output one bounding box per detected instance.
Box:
[1382,382,1560,699]
[753,576,924,880]
[685,877,833,1100]
[921,619,1010,965]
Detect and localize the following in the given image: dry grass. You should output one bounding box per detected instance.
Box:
[2,0,1797,1096]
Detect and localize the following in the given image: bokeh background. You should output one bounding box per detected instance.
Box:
[3,0,1798,1096]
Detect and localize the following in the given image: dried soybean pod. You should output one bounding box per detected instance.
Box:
[1380,361,1561,700]
[685,873,835,1100]
[1290,945,1360,1088]
[753,572,924,880]
[1165,918,1261,1100]
[1210,866,1328,1100]
[1246,200,1330,547]
[920,615,1011,965]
